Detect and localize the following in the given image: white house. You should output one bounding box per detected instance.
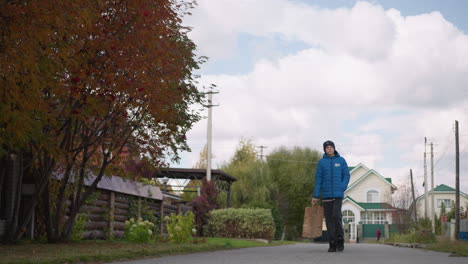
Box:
[412,184,468,219]
[339,163,398,241]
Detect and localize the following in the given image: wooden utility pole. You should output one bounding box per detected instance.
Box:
[410,169,417,222]
[205,90,219,182]
[431,142,435,233]
[424,137,428,218]
[455,120,460,240]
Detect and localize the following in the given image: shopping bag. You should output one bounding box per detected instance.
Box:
[302,205,324,238]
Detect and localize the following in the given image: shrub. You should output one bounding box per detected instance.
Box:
[387,217,437,244]
[204,208,275,241]
[71,213,88,241]
[164,211,195,243]
[127,198,159,237]
[388,230,437,244]
[124,218,154,243]
[191,179,218,235]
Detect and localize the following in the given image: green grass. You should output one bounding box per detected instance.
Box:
[385,233,468,257]
[0,238,296,264]
[428,238,468,257]
[385,231,437,244]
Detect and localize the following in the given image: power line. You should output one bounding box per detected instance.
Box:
[434,137,454,167]
[265,157,319,164]
[257,145,267,160]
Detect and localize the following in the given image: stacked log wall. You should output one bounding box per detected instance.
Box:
[76,190,192,239]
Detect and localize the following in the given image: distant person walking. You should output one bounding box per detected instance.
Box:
[312,140,350,252]
[376,228,381,241]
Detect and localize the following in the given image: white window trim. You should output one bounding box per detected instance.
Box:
[366,188,381,203]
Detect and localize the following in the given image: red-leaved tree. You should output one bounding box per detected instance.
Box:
[191,178,218,236]
[1,0,205,242]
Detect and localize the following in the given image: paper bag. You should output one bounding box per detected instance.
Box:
[302,205,324,238]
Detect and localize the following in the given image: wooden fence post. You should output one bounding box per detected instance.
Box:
[137,198,142,219]
[108,191,115,239]
[160,201,164,235]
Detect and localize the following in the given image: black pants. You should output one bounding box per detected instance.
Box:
[323,198,344,242]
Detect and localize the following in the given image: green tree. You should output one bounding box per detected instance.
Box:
[267,147,321,240]
[193,144,208,169]
[230,138,258,165]
[221,140,321,240]
[181,180,199,202]
[221,139,272,208]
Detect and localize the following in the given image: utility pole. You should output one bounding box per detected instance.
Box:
[455,120,460,240]
[205,90,218,182]
[410,169,417,222]
[424,137,428,218]
[258,145,267,160]
[431,142,435,233]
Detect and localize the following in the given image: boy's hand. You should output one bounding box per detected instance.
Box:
[311,198,319,205]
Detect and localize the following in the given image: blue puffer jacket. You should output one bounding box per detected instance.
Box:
[313,151,350,199]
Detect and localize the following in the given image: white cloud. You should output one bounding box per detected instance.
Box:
[176,1,468,193]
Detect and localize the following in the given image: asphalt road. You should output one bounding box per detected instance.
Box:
[109,243,467,264]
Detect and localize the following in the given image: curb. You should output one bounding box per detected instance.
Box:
[385,243,431,248]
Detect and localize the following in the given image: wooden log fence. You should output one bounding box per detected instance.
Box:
[77,190,192,239]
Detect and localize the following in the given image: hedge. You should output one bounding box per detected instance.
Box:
[204,208,275,241]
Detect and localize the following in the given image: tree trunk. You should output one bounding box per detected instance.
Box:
[6,154,22,242]
[0,157,6,212]
[60,157,108,241]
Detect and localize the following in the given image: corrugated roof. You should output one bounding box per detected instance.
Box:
[155,168,237,182]
[55,173,163,200]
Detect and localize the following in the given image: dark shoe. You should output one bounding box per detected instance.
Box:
[336,238,344,252]
[328,241,337,252]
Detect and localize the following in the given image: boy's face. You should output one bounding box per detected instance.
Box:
[325,145,335,156]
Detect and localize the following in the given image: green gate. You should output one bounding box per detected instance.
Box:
[361,224,399,239]
[362,224,384,238]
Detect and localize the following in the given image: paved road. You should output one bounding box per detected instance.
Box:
[109,243,467,264]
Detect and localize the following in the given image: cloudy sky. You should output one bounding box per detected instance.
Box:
[172,0,468,194]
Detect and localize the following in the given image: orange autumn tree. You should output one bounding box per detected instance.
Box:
[0,0,204,242]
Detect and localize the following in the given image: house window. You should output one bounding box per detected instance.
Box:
[367,190,379,203]
[375,212,386,224]
[342,210,355,223]
[361,212,370,224]
[360,212,386,224]
[437,199,451,208]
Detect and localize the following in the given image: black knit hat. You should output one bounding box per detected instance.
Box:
[323,140,335,151]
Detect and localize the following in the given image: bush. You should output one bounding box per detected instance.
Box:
[124,218,154,243]
[388,230,437,244]
[126,198,160,238]
[71,213,88,241]
[164,212,195,243]
[204,208,275,241]
[191,179,218,236]
[387,217,437,244]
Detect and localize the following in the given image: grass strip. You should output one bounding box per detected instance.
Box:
[0,238,296,264]
[427,239,468,257]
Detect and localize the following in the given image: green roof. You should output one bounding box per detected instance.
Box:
[344,196,395,210]
[414,184,468,202]
[434,184,455,192]
[348,166,355,172]
[385,178,392,184]
[358,202,394,210]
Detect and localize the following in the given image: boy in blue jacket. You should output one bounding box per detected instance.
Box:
[312,140,350,252]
